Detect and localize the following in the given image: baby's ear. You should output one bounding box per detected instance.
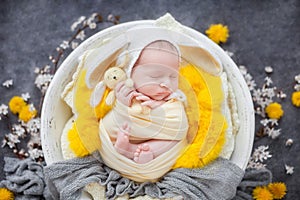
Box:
[85,34,129,89]
[179,45,222,76]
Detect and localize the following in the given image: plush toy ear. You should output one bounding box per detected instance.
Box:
[90,81,105,107]
[105,91,115,105]
[85,34,129,89]
[179,45,222,76]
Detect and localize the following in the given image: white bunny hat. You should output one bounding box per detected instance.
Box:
[117,28,182,78]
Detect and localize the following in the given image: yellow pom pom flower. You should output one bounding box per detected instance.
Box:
[291,91,300,107]
[268,182,287,199]
[8,96,27,114]
[0,187,14,200]
[265,102,284,119]
[253,186,273,200]
[19,104,37,122]
[205,24,229,44]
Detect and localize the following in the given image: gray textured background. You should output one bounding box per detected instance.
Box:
[1,0,299,199]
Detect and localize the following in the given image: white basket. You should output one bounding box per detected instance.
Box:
[41,20,254,170]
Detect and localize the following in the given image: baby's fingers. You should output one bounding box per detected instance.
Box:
[135,95,151,101]
[141,100,154,107]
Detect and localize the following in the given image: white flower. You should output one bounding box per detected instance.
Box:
[107,14,114,21]
[2,79,13,88]
[295,74,300,83]
[12,124,26,137]
[34,67,40,74]
[4,133,20,148]
[24,118,40,134]
[294,84,300,91]
[247,80,257,91]
[35,74,53,93]
[264,77,273,86]
[285,164,294,175]
[260,119,269,127]
[28,148,44,159]
[256,97,270,109]
[76,30,86,41]
[71,41,79,50]
[265,127,281,139]
[89,22,97,29]
[0,104,8,115]
[225,50,234,57]
[239,65,248,75]
[60,40,69,50]
[251,145,272,162]
[264,66,273,73]
[7,133,20,144]
[262,87,275,99]
[44,65,51,73]
[285,139,293,146]
[90,13,98,19]
[277,90,287,99]
[71,16,86,31]
[252,89,262,101]
[27,135,41,146]
[21,92,30,101]
[1,138,7,147]
[244,73,253,82]
[247,160,266,169]
[71,21,80,31]
[269,119,278,126]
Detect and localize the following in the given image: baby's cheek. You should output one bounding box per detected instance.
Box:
[138,84,157,95]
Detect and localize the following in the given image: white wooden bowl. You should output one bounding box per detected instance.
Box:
[41,20,254,170]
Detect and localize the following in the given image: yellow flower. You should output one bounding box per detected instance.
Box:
[8,96,27,114]
[0,187,14,200]
[253,186,273,200]
[205,24,229,44]
[265,102,284,119]
[19,105,37,122]
[268,182,287,199]
[291,91,300,107]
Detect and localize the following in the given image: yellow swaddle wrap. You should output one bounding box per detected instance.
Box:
[99,99,189,182]
[102,99,188,141]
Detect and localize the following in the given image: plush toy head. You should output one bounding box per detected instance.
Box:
[103,67,127,89]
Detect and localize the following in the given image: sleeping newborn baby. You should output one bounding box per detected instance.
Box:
[98,40,189,181]
[114,40,187,164]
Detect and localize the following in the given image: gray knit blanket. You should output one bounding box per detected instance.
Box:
[0,153,273,200]
[43,152,244,200]
[0,157,47,200]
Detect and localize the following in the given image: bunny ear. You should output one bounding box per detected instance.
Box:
[85,34,129,89]
[90,81,105,107]
[179,45,222,76]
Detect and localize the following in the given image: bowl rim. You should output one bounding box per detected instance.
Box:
[41,19,254,170]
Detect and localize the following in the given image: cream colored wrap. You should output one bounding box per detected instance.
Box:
[99,99,189,182]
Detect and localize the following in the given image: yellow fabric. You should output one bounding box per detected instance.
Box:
[102,99,188,141]
[99,120,188,182]
[68,61,226,169]
[173,64,226,168]
[68,55,112,156]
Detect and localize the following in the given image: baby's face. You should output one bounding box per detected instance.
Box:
[131,48,179,101]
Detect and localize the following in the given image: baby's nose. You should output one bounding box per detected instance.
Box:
[160,80,171,89]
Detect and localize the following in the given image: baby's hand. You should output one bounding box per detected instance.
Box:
[134,93,164,109]
[115,81,137,106]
